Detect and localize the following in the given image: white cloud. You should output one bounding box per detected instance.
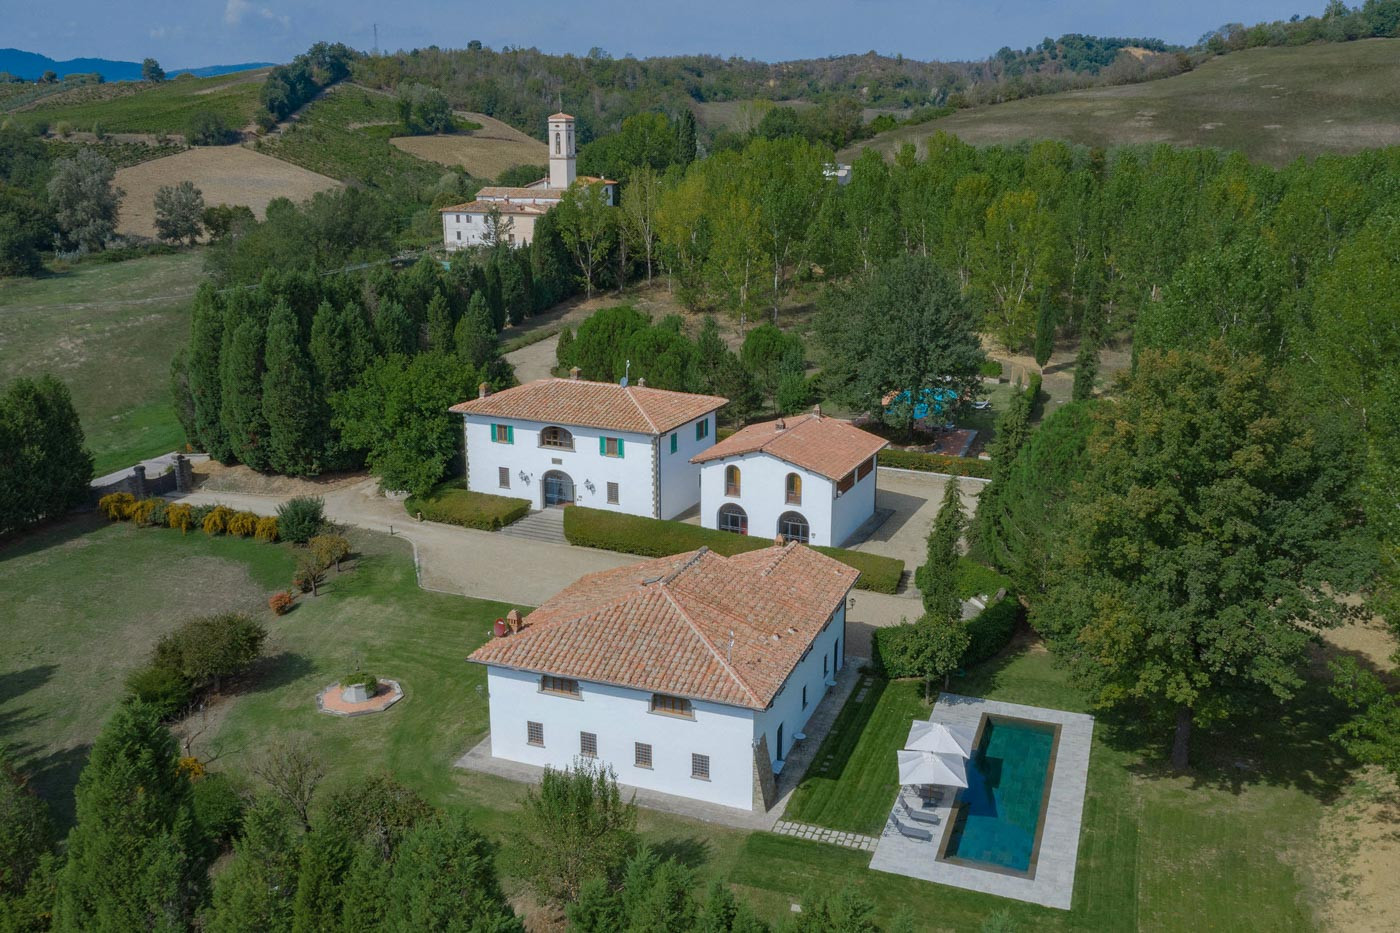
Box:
[224,0,289,29]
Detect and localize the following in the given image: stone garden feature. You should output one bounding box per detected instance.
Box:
[317,676,404,717]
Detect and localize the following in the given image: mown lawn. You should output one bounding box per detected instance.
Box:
[4,519,1346,929]
[0,250,202,475]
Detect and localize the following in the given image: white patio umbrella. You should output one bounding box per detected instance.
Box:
[895,749,968,788]
[905,720,975,758]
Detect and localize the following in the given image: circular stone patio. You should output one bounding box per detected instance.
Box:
[316,679,404,717]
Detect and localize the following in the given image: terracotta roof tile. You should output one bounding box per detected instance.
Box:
[691,413,887,481]
[468,544,859,709]
[438,199,547,215]
[450,377,727,435]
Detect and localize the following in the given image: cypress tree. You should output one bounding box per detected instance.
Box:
[310,301,374,397]
[555,326,576,370]
[454,294,498,369]
[1072,296,1102,402]
[483,261,505,331]
[0,375,93,535]
[382,812,520,931]
[675,109,697,166]
[425,291,454,354]
[500,256,530,326]
[207,797,301,933]
[373,300,417,357]
[968,384,1032,562]
[53,702,207,931]
[187,284,232,461]
[1033,295,1057,371]
[169,348,198,448]
[262,301,324,476]
[530,209,572,310]
[917,478,965,622]
[220,315,271,471]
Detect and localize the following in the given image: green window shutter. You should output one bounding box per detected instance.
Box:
[670,433,677,454]
[491,423,500,442]
[506,424,514,444]
[695,420,702,440]
[599,436,606,455]
[617,438,624,458]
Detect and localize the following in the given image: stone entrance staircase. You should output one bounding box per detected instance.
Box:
[497,507,566,544]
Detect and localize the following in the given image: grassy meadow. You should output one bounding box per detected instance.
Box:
[7,69,268,135]
[0,250,200,475]
[846,39,1400,167]
[0,514,1359,929]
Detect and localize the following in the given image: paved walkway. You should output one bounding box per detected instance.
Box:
[773,820,878,852]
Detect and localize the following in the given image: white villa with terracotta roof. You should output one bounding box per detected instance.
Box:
[450,373,727,517]
[470,543,858,811]
[692,410,887,548]
[439,113,616,249]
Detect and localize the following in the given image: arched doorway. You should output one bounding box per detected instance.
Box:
[542,470,574,508]
[717,503,748,534]
[777,511,810,544]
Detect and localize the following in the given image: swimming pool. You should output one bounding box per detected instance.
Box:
[938,715,1059,877]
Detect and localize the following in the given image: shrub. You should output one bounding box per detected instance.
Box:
[202,504,234,535]
[955,557,1014,601]
[1026,372,1045,420]
[979,359,1004,379]
[147,498,169,527]
[403,483,530,531]
[869,622,926,678]
[124,665,194,719]
[877,448,993,479]
[293,553,326,595]
[268,591,294,615]
[341,669,377,691]
[166,503,193,533]
[55,120,72,138]
[562,507,904,594]
[277,496,325,544]
[226,511,258,537]
[151,613,268,694]
[125,498,155,525]
[190,772,245,853]
[98,492,136,520]
[964,598,1022,667]
[190,503,215,526]
[254,515,279,542]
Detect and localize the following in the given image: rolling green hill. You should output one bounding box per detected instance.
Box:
[844,39,1400,167]
[5,68,268,135]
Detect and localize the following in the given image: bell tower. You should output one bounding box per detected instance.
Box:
[548,112,576,190]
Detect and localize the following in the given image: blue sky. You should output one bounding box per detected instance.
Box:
[16,1,1315,67]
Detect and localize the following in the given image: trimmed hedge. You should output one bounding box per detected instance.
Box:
[405,481,531,531]
[562,506,904,594]
[871,596,1023,676]
[877,448,992,479]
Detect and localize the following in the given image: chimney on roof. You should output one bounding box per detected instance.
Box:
[637,377,646,387]
[569,366,581,380]
[775,418,786,431]
[506,608,523,633]
[775,534,785,546]
[812,403,821,418]
[478,382,490,399]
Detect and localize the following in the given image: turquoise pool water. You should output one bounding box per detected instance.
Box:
[941,716,1057,875]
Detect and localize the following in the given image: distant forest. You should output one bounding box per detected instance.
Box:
[352,1,1400,141]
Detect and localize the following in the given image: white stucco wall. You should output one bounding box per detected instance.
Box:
[484,665,757,810]
[697,452,837,546]
[752,604,848,765]
[657,413,717,519]
[442,211,539,250]
[831,463,878,546]
[463,414,657,515]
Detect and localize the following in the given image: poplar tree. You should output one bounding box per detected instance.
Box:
[220,315,271,471]
[187,284,232,460]
[674,108,697,165]
[262,301,324,475]
[53,702,207,931]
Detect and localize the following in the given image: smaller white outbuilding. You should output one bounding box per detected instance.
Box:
[692,410,887,548]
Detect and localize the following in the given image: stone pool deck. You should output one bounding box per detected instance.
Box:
[868,694,1094,910]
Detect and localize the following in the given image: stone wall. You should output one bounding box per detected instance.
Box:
[89,454,195,505]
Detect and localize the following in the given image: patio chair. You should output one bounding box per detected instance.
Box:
[891,814,933,842]
[900,793,940,825]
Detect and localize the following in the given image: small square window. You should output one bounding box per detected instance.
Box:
[695,418,709,441]
[498,467,510,488]
[465,214,474,224]
[603,437,622,457]
[493,424,512,444]
[635,742,652,769]
[691,753,710,780]
[607,482,619,504]
[527,721,544,747]
[455,230,461,241]
[580,731,597,758]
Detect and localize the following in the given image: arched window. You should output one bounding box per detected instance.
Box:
[555,131,561,154]
[778,511,810,544]
[785,473,802,505]
[724,465,741,497]
[718,504,748,535]
[540,426,574,450]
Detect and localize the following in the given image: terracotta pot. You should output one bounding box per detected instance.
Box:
[493,618,508,638]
